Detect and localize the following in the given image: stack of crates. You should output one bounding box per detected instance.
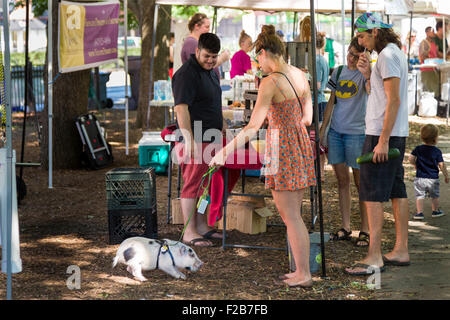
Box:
[105,167,157,244]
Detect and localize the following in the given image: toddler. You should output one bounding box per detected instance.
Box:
[409,124,449,220]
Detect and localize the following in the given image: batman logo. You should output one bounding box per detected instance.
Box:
[336,80,358,99]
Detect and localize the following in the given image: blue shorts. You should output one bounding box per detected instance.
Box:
[327,128,365,169]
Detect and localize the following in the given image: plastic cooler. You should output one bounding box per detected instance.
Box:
[138,131,170,174]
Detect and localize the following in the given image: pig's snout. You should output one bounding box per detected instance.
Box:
[190,260,203,272]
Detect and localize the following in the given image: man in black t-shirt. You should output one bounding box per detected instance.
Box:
[172,33,224,247]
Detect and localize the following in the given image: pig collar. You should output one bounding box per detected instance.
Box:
[155,240,176,269]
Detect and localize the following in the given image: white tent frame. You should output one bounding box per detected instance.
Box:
[2,0,14,301]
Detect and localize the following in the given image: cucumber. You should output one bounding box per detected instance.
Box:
[356,148,401,164]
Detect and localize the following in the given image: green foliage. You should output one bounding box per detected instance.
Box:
[10,50,46,66]
[171,5,213,20]
[119,1,139,30]
[15,0,47,18]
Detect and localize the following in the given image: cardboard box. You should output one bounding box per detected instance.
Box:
[216,195,273,234]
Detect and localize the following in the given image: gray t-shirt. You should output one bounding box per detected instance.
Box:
[326,66,367,135]
[365,43,409,137]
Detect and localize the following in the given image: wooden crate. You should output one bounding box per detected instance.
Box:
[216,196,273,234]
[171,198,184,224]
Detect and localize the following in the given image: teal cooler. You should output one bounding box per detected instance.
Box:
[138,132,170,174]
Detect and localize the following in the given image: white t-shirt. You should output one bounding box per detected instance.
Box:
[365,43,409,137]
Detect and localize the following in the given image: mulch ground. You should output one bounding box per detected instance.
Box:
[1,109,436,300]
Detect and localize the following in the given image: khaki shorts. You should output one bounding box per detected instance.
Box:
[414,177,440,199]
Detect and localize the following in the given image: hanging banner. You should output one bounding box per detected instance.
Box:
[59,1,120,73]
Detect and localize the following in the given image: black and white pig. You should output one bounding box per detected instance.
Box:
[112,237,203,281]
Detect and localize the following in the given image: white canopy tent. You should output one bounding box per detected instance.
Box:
[4,0,444,300]
[155,0,384,12]
[1,0,15,301]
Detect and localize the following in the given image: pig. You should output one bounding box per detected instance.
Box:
[112,237,203,281]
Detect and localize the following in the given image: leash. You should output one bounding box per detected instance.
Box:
[178,166,218,242]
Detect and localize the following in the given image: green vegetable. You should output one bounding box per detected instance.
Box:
[356,148,401,164]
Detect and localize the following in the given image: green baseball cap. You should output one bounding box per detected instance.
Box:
[354,13,393,32]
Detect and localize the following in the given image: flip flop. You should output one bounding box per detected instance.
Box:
[345,263,386,276]
[201,229,223,240]
[382,255,410,266]
[183,238,214,247]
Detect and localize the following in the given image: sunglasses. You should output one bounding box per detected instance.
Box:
[252,48,270,64]
[252,49,263,64]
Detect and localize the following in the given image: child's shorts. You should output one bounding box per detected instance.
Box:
[414,177,440,199]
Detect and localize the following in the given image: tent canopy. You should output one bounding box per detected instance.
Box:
[155,0,384,13]
[411,0,450,16]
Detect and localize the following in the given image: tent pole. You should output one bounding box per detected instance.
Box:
[2,0,14,300]
[443,17,446,63]
[407,11,413,68]
[125,0,129,155]
[309,0,326,278]
[213,7,218,33]
[20,0,30,181]
[351,0,355,38]
[293,12,297,39]
[48,0,53,189]
[148,4,159,129]
[341,0,345,65]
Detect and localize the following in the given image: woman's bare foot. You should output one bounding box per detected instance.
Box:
[283,277,313,288]
[278,272,296,280]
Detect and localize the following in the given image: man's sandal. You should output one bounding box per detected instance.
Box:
[355,231,370,247]
[330,228,352,241]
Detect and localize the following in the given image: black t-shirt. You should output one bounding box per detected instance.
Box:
[411,144,444,179]
[172,54,223,143]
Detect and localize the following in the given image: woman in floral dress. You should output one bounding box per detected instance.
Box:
[210,25,316,287]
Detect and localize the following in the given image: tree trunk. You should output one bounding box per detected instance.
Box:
[132,2,171,129]
[41,0,90,169]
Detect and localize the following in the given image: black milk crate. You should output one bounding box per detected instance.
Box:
[105,167,156,211]
[108,208,158,244]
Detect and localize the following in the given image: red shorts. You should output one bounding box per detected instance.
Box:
[175,142,221,199]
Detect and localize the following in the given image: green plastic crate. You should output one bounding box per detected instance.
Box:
[105,167,156,211]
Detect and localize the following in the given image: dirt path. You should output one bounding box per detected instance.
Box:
[375,117,450,300]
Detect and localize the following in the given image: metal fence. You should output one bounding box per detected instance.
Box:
[10,65,45,112]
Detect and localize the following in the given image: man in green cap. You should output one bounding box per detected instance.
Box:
[345,13,411,276]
